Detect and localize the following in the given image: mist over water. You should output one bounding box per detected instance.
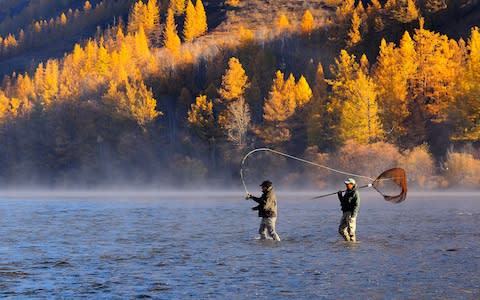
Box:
[0,191,478,298]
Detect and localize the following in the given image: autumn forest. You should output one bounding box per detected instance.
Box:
[0,0,479,189]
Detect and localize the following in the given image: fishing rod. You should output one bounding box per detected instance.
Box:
[240,148,408,203]
[240,147,373,194]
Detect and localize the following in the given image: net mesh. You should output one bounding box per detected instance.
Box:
[371,168,408,203]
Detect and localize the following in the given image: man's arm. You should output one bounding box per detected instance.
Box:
[248,194,266,205]
[337,191,343,201]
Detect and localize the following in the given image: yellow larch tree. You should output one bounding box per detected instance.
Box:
[300,10,315,35]
[125,79,161,128]
[127,0,161,37]
[110,44,130,84]
[170,0,186,15]
[218,57,249,102]
[452,27,480,141]
[116,27,125,46]
[384,0,397,10]
[263,71,297,123]
[41,59,60,106]
[411,18,458,123]
[257,70,294,144]
[144,0,160,35]
[96,43,111,76]
[33,63,45,102]
[163,8,181,56]
[194,0,208,37]
[283,73,297,114]
[263,70,287,123]
[134,26,151,63]
[373,35,414,143]
[347,10,362,47]
[187,94,218,143]
[82,40,97,77]
[128,1,145,33]
[406,0,419,20]
[392,0,419,23]
[14,74,34,115]
[218,57,251,146]
[34,21,42,32]
[0,91,9,121]
[59,13,68,26]
[360,53,370,75]
[338,67,383,144]
[295,75,313,107]
[328,49,360,143]
[183,0,196,42]
[188,94,213,126]
[336,0,355,23]
[276,13,291,33]
[356,0,366,16]
[370,0,382,10]
[103,79,160,128]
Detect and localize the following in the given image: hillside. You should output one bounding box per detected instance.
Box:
[0,0,479,188]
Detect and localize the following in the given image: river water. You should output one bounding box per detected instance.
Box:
[0,190,478,299]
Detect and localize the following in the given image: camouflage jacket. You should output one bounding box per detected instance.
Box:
[251,187,277,218]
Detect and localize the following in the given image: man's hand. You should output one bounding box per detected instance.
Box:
[337,191,343,197]
[245,193,252,200]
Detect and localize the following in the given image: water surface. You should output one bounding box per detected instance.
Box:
[0,191,478,298]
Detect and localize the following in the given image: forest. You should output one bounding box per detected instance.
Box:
[0,0,479,189]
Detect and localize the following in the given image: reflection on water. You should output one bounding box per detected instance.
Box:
[0,191,479,298]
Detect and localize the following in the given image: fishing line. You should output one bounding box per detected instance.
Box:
[240,148,375,194]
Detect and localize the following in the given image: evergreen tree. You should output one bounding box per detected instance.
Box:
[374,35,414,143]
[187,94,216,142]
[336,0,355,23]
[300,10,315,35]
[295,75,313,106]
[163,8,181,56]
[339,69,383,144]
[219,57,249,102]
[170,0,186,15]
[347,11,362,47]
[392,0,420,23]
[183,0,196,42]
[276,13,290,33]
[41,59,60,106]
[195,0,208,37]
[451,27,480,141]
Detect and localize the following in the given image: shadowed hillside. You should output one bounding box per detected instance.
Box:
[0,0,479,189]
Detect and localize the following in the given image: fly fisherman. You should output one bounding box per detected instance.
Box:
[337,178,360,242]
[246,180,281,241]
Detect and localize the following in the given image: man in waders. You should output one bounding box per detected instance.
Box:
[246,180,281,241]
[337,178,360,242]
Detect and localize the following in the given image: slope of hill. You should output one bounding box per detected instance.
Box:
[0,0,134,77]
[0,0,479,188]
